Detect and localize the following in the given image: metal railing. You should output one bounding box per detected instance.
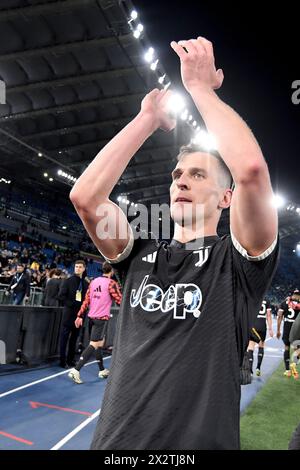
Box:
[0,284,44,306]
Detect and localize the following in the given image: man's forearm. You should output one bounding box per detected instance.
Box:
[267,311,273,331]
[70,112,156,206]
[188,87,266,183]
[277,316,282,332]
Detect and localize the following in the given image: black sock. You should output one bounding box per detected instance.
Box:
[95,348,104,371]
[284,350,290,370]
[247,350,254,373]
[75,344,95,371]
[257,347,264,370]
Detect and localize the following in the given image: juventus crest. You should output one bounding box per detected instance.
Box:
[193,246,211,267]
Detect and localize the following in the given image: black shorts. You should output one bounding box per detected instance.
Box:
[89,318,108,342]
[249,327,266,343]
[283,325,292,347]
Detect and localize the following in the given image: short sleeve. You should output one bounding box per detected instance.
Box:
[231,232,280,302]
[230,233,280,364]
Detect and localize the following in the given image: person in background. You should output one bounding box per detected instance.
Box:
[277,289,300,379]
[6,263,31,305]
[246,299,273,376]
[68,262,122,383]
[30,259,40,272]
[58,260,89,368]
[42,269,62,307]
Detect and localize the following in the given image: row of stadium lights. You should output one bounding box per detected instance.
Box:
[127,9,209,141]
[57,169,77,183]
[287,204,300,213]
[108,7,214,208]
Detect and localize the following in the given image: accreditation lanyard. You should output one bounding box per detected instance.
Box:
[76,279,83,302]
[11,273,24,291]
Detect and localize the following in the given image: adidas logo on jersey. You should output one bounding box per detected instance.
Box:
[142,251,157,263]
[94,286,102,293]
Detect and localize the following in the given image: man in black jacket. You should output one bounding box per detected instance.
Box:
[58,260,89,368]
[6,264,31,305]
[42,268,62,307]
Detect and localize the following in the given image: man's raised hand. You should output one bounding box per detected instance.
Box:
[140,88,176,132]
[170,37,224,93]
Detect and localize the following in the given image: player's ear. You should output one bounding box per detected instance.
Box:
[218,188,232,209]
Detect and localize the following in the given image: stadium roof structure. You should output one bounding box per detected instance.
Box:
[0,0,190,207]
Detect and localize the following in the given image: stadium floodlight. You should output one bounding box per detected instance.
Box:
[188,115,193,121]
[296,207,300,214]
[43,173,48,177]
[62,226,67,230]
[137,24,144,32]
[49,177,53,182]
[158,74,166,84]
[38,152,43,157]
[167,94,185,115]
[192,130,217,151]
[144,47,154,63]
[133,29,141,39]
[272,194,285,209]
[192,121,197,127]
[117,196,122,202]
[150,59,159,71]
[130,10,138,20]
[57,170,63,176]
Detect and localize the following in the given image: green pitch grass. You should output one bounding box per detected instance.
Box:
[240,364,300,450]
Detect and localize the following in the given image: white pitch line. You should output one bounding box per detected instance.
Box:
[50,408,101,450]
[0,356,111,399]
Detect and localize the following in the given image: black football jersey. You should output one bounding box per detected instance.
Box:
[253,299,271,331]
[91,234,279,450]
[281,299,300,334]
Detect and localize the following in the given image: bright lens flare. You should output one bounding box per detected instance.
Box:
[166,94,185,115]
[192,130,217,151]
[272,194,285,208]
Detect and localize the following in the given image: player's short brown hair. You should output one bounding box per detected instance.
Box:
[177,143,233,190]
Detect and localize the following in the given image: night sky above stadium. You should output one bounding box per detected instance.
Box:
[134,0,300,203]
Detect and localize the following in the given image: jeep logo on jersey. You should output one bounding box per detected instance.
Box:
[130,275,202,320]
